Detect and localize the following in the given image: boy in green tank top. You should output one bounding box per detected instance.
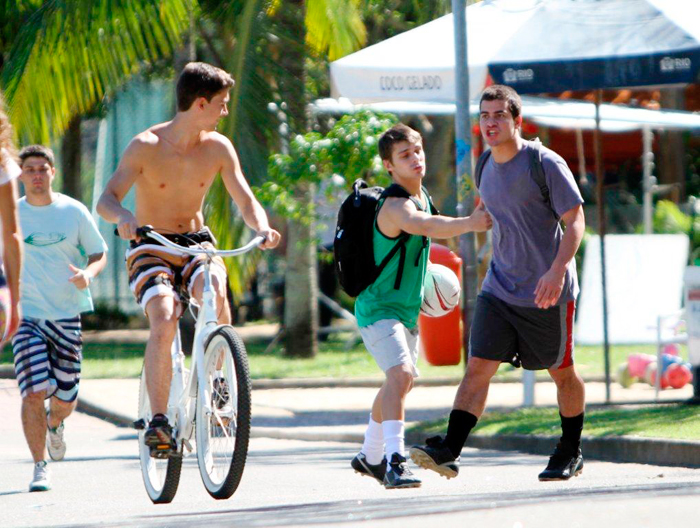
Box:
[352,124,492,489]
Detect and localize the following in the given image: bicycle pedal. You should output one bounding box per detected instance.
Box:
[149,447,172,459]
[148,442,177,459]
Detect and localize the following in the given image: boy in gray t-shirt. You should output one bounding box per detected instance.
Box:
[411,85,587,483]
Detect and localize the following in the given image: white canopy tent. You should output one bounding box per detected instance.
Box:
[330,0,700,103]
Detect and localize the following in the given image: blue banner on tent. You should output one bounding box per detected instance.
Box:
[490,50,700,95]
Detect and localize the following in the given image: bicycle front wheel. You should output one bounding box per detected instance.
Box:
[196,326,252,499]
[137,368,182,504]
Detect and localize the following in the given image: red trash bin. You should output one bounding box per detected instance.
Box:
[418,244,462,366]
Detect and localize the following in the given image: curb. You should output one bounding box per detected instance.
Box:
[249,428,700,469]
[77,398,135,429]
[73,394,700,469]
[466,433,700,468]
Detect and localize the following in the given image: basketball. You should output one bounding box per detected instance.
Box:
[421,263,461,318]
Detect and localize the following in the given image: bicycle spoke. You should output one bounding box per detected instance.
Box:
[196,327,251,499]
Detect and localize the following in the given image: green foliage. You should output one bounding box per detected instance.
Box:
[653,199,692,234]
[258,110,397,220]
[648,199,698,260]
[361,0,452,45]
[305,0,366,61]
[2,0,191,144]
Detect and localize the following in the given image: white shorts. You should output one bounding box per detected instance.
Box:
[359,319,420,377]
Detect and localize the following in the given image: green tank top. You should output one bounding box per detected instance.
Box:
[355,192,432,329]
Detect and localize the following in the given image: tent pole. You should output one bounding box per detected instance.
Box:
[594,89,611,403]
[642,126,654,234]
[575,128,587,185]
[453,0,478,363]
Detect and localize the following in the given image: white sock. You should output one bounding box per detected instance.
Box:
[382,420,405,468]
[361,414,384,465]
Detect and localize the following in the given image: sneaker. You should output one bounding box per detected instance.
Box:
[46,415,66,461]
[144,414,176,459]
[538,441,584,481]
[212,377,231,410]
[351,452,386,484]
[409,435,460,479]
[29,461,51,492]
[383,453,421,489]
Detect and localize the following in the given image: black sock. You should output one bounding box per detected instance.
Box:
[560,412,584,450]
[444,410,478,458]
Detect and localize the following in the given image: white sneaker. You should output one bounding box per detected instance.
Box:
[47,420,66,461]
[29,461,51,492]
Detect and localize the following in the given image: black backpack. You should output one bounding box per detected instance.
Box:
[474,138,559,220]
[334,179,438,298]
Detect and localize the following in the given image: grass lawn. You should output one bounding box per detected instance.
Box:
[1,332,686,381]
[409,403,700,441]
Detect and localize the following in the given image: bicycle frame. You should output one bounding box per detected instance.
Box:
[142,230,264,447]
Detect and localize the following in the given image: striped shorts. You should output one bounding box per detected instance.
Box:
[125,228,226,313]
[12,316,83,401]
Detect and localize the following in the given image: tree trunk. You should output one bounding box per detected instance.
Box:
[659,88,686,201]
[278,0,318,357]
[283,188,318,358]
[61,115,82,201]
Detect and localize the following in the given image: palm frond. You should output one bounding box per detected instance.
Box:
[2,0,191,144]
[306,0,365,60]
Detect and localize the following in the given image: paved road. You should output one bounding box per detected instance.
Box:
[3,380,700,528]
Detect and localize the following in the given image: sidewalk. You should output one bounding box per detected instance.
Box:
[73,376,700,468]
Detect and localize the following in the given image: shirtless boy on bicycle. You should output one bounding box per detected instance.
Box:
[97,62,280,455]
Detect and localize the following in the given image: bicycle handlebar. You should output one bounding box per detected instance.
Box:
[113,226,265,258]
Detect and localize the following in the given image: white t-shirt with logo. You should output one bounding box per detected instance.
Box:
[18,193,108,320]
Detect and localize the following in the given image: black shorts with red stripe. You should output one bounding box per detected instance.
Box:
[468,291,575,371]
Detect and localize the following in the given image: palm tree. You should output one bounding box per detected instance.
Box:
[1,0,191,143]
[205,0,366,357]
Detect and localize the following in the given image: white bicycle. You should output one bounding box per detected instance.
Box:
[130,226,263,504]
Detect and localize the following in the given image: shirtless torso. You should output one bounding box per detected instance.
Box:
[97,116,277,244]
[127,124,233,232]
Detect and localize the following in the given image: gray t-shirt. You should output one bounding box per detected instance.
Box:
[479,141,584,308]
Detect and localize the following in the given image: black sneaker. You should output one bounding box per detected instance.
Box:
[351,452,386,485]
[212,377,231,410]
[144,414,176,459]
[538,441,584,481]
[383,453,421,489]
[409,436,460,479]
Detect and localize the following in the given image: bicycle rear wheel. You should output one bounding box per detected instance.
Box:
[196,326,251,499]
[137,369,182,504]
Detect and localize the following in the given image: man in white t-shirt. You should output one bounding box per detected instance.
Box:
[12,145,108,492]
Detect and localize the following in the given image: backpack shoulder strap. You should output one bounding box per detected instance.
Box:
[527,139,558,220]
[474,150,491,190]
[382,183,411,200]
[421,185,440,215]
[377,183,422,290]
